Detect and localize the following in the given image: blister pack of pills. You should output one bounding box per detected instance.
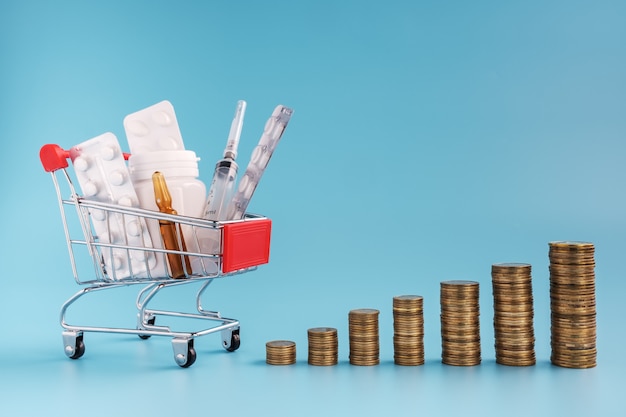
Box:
[123,100,186,154]
[69,132,156,280]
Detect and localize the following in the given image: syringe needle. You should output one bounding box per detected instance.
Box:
[224,100,246,160]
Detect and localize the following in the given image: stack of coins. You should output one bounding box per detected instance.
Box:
[440,280,481,366]
[348,309,380,366]
[491,263,536,366]
[549,241,597,369]
[266,340,297,365]
[393,295,425,366]
[307,327,338,366]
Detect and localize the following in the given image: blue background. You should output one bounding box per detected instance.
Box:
[1,1,624,415]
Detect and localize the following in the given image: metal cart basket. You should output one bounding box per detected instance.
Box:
[40,144,272,367]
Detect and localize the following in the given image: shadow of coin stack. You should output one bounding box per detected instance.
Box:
[348,309,380,366]
[265,340,297,365]
[307,327,338,366]
[393,295,425,366]
[549,241,597,369]
[491,263,536,366]
[440,280,481,366]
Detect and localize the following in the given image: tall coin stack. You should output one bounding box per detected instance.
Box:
[440,281,481,366]
[348,309,380,366]
[307,327,338,366]
[393,295,425,366]
[491,263,536,366]
[549,241,597,369]
[266,340,297,365]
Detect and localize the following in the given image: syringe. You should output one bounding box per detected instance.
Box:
[225,105,293,220]
[203,100,247,221]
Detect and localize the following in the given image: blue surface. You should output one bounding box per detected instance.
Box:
[1,1,625,415]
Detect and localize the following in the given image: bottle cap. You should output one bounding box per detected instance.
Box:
[128,150,200,181]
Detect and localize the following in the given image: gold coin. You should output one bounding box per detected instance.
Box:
[442,357,481,366]
[266,339,297,366]
[349,308,380,317]
[393,294,424,303]
[308,327,337,334]
[265,340,296,351]
[441,280,480,287]
[548,240,598,369]
[496,356,536,367]
[349,308,380,366]
[491,260,537,368]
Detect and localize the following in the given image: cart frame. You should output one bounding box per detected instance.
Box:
[40,144,272,367]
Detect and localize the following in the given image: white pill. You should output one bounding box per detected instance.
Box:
[91,209,106,221]
[112,255,124,270]
[126,120,150,137]
[251,145,264,164]
[73,156,89,172]
[83,180,98,196]
[243,180,255,196]
[152,110,172,126]
[264,116,275,133]
[100,145,117,161]
[127,220,141,237]
[238,174,249,192]
[109,170,125,186]
[158,135,181,150]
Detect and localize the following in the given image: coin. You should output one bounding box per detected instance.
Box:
[307,327,338,366]
[440,281,481,366]
[548,241,597,368]
[266,340,297,365]
[491,263,535,366]
[392,295,425,366]
[349,308,380,366]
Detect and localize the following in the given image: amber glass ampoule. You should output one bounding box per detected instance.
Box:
[152,171,192,278]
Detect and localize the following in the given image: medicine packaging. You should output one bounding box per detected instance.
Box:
[69,132,156,279]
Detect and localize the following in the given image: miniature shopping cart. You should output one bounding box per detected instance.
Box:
[40,144,272,367]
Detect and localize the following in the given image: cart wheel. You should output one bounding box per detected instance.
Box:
[138,316,156,340]
[68,335,85,360]
[180,346,197,368]
[224,331,241,352]
[173,338,197,368]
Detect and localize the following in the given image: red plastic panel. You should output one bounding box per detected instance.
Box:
[222,219,272,273]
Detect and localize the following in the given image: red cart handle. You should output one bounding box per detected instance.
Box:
[40,143,130,172]
[40,144,70,172]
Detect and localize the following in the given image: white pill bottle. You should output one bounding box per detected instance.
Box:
[128,150,206,277]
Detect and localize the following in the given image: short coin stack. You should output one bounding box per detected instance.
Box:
[393,295,425,366]
[491,263,536,366]
[549,241,597,369]
[307,327,338,366]
[348,309,380,366]
[265,340,297,365]
[440,280,481,366]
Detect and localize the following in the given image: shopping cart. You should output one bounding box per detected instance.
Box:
[40,144,272,367]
